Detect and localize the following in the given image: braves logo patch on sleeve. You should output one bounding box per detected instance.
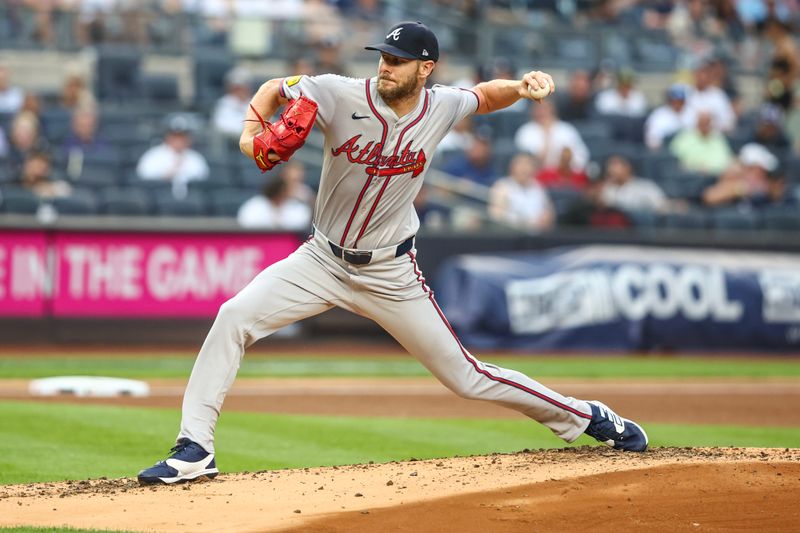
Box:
[285,75,303,87]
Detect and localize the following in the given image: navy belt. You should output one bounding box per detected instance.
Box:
[328,235,414,265]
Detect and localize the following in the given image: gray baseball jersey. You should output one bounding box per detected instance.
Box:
[281,74,477,249]
[177,75,595,455]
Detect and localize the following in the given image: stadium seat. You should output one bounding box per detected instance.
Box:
[491,142,518,175]
[125,141,156,168]
[101,122,147,145]
[81,147,124,168]
[143,74,180,104]
[185,162,236,191]
[760,206,800,231]
[584,136,615,160]
[153,190,207,217]
[484,111,529,141]
[601,32,634,65]
[95,45,143,102]
[219,136,244,159]
[660,173,712,201]
[552,32,599,70]
[208,188,253,217]
[641,151,680,182]
[661,209,708,229]
[193,48,233,107]
[783,154,800,183]
[0,186,40,214]
[51,189,99,215]
[625,209,659,229]
[572,119,613,142]
[737,109,760,131]
[657,159,694,184]
[548,187,583,217]
[40,108,73,142]
[100,187,152,216]
[606,114,646,144]
[710,208,757,231]
[0,112,12,137]
[633,32,678,72]
[492,27,541,61]
[302,160,323,189]
[726,129,751,152]
[129,178,172,199]
[0,163,14,184]
[190,139,210,157]
[70,162,122,188]
[237,159,270,190]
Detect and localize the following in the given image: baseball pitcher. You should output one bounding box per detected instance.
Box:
[138,21,647,485]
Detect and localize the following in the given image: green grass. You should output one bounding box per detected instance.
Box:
[2,401,798,485]
[2,354,800,380]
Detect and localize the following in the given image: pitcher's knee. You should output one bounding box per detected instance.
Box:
[445,379,483,401]
[214,299,254,340]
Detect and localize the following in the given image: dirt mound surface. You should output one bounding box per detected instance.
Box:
[290,461,800,533]
[2,447,798,533]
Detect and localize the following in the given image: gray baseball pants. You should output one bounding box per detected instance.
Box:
[178,234,593,453]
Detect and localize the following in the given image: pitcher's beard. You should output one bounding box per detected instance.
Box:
[377,76,420,103]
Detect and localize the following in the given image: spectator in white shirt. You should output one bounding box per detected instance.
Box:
[644,83,693,150]
[0,64,24,115]
[136,115,209,198]
[685,57,737,133]
[595,69,648,118]
[514,99,590,172]
[212,67,253,140]
[489,153,554,230]
[600,154,673,213]
[237,176,312,230]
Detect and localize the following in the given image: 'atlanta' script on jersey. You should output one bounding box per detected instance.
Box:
[331,135,427,178]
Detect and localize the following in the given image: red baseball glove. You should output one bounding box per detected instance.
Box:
[250,95,318,172]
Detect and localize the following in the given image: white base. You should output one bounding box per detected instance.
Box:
[28,376,150,397]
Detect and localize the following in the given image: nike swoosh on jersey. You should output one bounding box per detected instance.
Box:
[351,113,370,120]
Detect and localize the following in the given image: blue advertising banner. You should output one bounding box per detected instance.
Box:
[434,246,800,352]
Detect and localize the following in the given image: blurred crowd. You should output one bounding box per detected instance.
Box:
[435,46,800,232]
[0,0,799,233]
[5,1,800,53]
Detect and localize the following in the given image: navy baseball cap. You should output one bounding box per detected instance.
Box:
[365,21,439,62]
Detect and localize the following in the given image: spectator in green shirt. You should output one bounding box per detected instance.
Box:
[669,111,734,176]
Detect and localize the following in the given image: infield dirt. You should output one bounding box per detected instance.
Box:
[3,376,800,426]
[1,447,798,532]
[3,374,800,531]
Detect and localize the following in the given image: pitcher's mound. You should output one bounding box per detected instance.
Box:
[2,447,799,533]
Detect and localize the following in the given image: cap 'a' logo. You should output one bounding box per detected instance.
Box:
[386,28,403,41]
[285,75,303,87]
[422,49,429,56]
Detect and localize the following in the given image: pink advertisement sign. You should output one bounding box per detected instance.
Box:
[0,231,49,317]
[51,232,302,317]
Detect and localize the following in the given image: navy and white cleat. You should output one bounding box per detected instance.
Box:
[584,401,648,452]
[137,438,218,485]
